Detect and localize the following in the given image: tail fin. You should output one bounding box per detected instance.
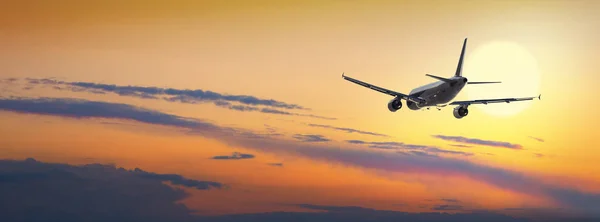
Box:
[455,38,467,77]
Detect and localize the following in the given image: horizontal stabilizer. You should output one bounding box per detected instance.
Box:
[467,81,502,84]
[425,74,452,83]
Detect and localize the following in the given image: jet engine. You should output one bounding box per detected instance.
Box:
[453,106,469,119]
[387,98,402,112]
[405,101,421,110]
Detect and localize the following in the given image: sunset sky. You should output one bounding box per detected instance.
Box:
[1,0,599,221]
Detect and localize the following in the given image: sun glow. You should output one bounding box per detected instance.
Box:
[463,41,541,117]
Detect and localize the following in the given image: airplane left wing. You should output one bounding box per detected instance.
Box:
[342,73,426,104]
[449,94,541,106]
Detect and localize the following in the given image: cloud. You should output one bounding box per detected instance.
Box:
[528,136,545,142]
[133,168,224,190]
[16,78,337,120]
[306,123,389,137]
[0,158,539,222]
[260,108,336,120]
[267,163,284,167]
[0,97,220,132]
[431,135,523,150]
[441,198,461,203]
[450,144,473,148]
[25,78,307,110]
[295,204,375,212]
[426,147,473,156]
[432,204,464,211]
[243,138,600,217]
[398,150,441,158]
[211,152,255,160]
[534,153,544,158]
[0,158,223,222]
[292,134,330,142]
[201,204,531,222]
[1,78,18,83]
[346,140,473,156]
[2,96,600,218]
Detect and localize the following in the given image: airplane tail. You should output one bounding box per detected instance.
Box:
[455,38,467,77]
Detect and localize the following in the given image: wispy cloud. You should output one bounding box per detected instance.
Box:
[450,144,473,148]
[2,96,599,217]
[133,168,224,190]
[528,136,545,143]
[432,204,463,211]
[346,140,473,157]
[212,152,255,160]
[431,135,523,150]
[398,150,441,158]
[267,163,284,167]
[306,123,389,137]
[292,134,330,142]
[441,198,460,203]
[0,96,220,131]
[25,78,306,110]
[12,78,337,120]
[212,101,336,120]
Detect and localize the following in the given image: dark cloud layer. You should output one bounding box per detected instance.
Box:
[431,135,523,150]
[0,158,539,222]
[432,204,464,211]
[0,158,222,222]
[1,96,600,218]
[307,123,389,137]
[212,152,255,160]
[2,158,597,222]
[206,204,531,222]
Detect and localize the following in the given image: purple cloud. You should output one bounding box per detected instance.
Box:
[432,135,523,150]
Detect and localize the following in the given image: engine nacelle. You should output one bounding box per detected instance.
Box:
[453,106,469,119]
[405,101,421,110]
[387,98,402,112]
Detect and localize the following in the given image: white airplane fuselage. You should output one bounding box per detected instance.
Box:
[405,76,467,110]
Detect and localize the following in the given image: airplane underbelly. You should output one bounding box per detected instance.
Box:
[426,87,457,105]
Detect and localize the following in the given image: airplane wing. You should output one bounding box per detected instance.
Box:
[449,94,541,106]
[342,73,426,104]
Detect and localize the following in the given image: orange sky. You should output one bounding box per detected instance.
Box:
[1,0,599,219]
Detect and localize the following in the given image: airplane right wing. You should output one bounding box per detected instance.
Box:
[449,94,541,106]
[341,73,426,104]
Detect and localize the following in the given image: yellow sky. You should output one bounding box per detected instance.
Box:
[0,0,599,217]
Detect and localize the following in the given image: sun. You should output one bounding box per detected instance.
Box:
[463,41,541,117]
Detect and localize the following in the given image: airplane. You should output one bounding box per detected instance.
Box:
[341,38,541,119]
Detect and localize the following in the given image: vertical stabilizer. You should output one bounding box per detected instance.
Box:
[455,38,467,77]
